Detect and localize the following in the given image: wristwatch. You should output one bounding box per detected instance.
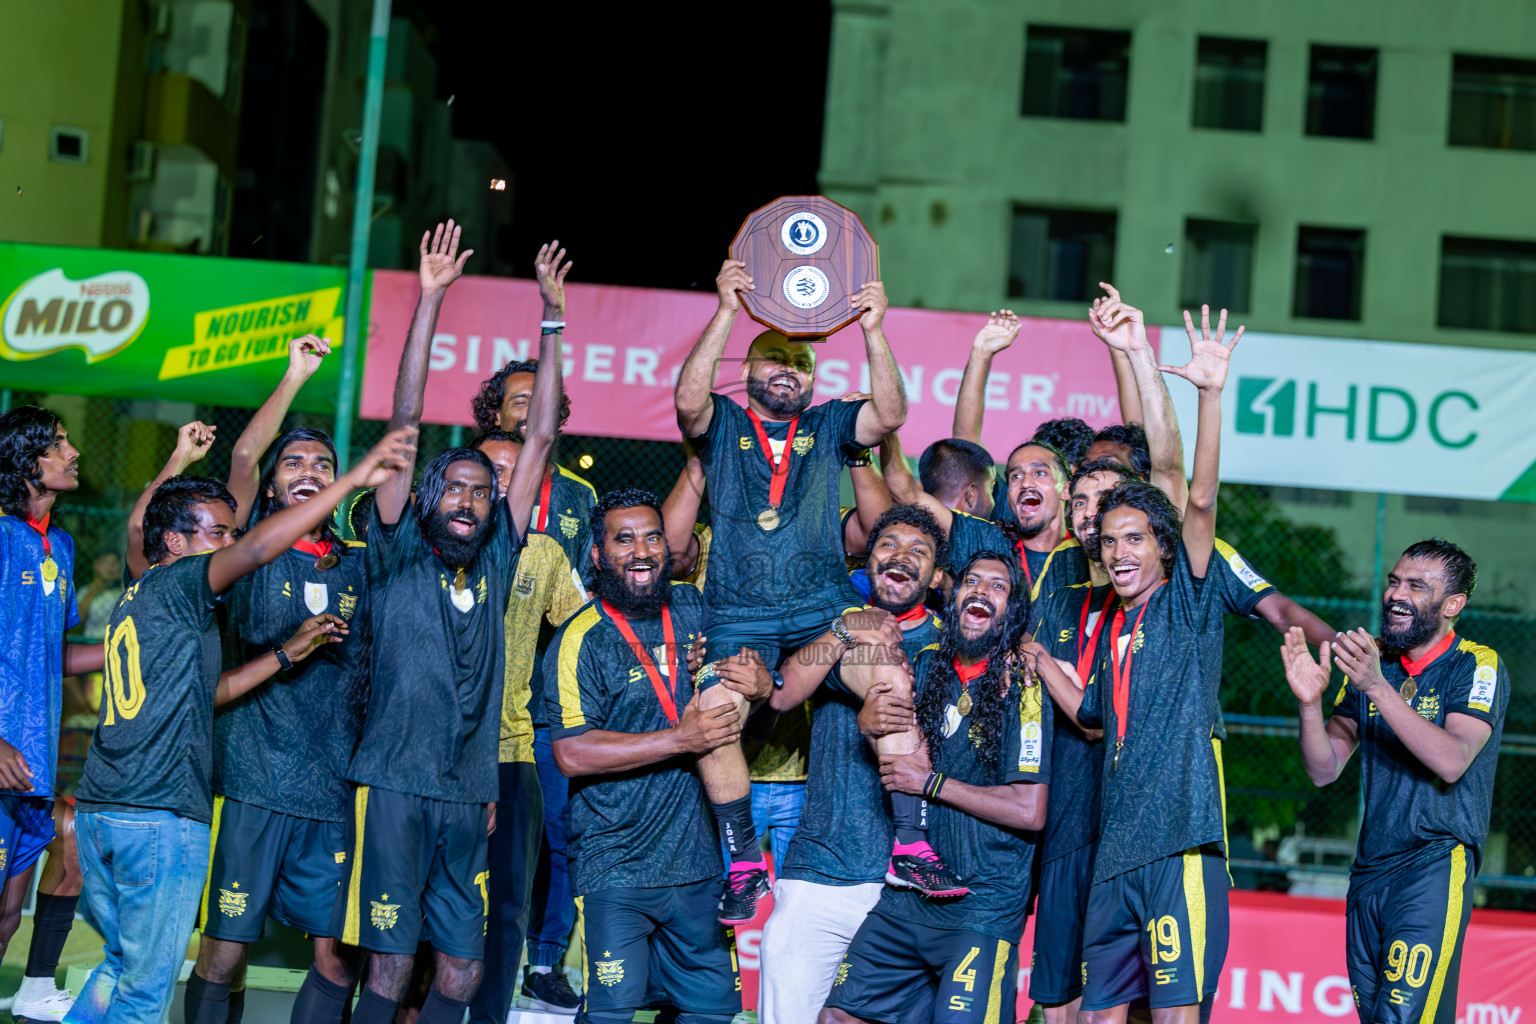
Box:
[831,617,860,650]
[273,646,294,672]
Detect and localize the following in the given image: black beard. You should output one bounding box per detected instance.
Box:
[869,557,926,617]
[1380,597,1444,654]
[943,597,1006,659]
[421,507,487,568]
[746,374,812,418]
[1014,514,1047,539]
[593,549,674,618]
[1078,529,1101,562]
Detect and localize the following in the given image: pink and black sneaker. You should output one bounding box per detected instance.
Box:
[718,860,771,924]
[886,841,969,897]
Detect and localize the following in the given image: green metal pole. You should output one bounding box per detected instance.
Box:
[1368,492,1387,634]
[0,389,11,415]
[331,0,393,471]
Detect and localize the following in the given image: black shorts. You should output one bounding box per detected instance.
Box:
[331,786,490,960]
[199,796,347,941]
[1346,844,1475,1024]
[1081,846,1229,1012]
[1031,841,1096,1004]
[701,600,865,670]
[826,905,1014,1024]
[576,879,741,1015]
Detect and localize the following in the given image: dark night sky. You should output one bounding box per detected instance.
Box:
[424,4,834,292]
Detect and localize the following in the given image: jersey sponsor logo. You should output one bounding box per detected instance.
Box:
[559,513,581,539]
[370,895,400,930]
[595,955,625,987]
[218,884,249,918]
[304,582,329,615]
[739,437,752,450]
[1469,662,1497,712]
[1058,627,1074,644]
[513,571,537,598]
[338,592,358,620]
[1222,547,1272,593]
[1020,720,1043,772]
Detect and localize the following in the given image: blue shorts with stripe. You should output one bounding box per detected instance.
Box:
[1082,845,1230,1011]
[825,905,1008,1024]
[1030,841,1096,1004]
[1346,843,1474,1024]
[199,795,347,941]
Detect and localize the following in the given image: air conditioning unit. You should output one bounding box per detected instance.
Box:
[127,141,156,182]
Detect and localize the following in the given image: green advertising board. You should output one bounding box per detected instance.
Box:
[0,242,349,412]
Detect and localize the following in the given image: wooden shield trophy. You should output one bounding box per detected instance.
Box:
[728,195,879,339]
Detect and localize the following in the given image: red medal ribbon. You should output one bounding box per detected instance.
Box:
[292,538,333,560]
[747,409,800,509]
[1075,588,1117,686]
[604,602,680,724]
[1401,630,1457,677]
[953,656,989,684]
[24,511,52,557]
[1110,582,1165,753]
[893,603,928,624]
[535,469,554,533]
[1015,540,1034,588]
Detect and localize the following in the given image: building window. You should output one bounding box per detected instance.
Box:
[1305,46,1377,139]
[1192,37,1267,132]
[1007,206,1118,302]
[1181,219,1256,313]
[1293,226,1365,320]
[1449,55,1536,151]
[1021,26,1132,122]
[1438,235,1536,334]
[49,126,89,165]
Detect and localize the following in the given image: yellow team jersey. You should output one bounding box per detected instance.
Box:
[500,533,587,763]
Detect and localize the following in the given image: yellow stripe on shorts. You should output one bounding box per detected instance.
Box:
[198,794,224,931]
[1183,848,1208,997]
[983,939,1011,1024]
[342,786,369,946]
[1421,845,1468,1024]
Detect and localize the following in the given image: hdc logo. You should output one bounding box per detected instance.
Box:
[1234,377,1479,450]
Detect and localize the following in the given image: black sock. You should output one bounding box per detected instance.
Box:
[350,989,399,1024]
[291,967,352,1024]
[184,973,232,1024]
[892,793,929,845]
[710,796,760,862]
[24,892,77,980]
[228,986,246,1024]
[419,989,470,1024]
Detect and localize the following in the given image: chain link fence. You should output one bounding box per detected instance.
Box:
[15,388,1536,909]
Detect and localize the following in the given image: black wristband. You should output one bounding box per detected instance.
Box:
[273,647,293,672]
[924,771,946,801]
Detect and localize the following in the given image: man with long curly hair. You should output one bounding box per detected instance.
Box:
[821,550,1051,1024]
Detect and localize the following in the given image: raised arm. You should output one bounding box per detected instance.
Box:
[852,282,907,446]
[501,241,570,541]
[676,260,753,438]
[1160,304,1241,578]
[1282,628,1360,785]
[952,310,1020,443]
[878,431,953,532]
[227,334,331,527]
[377,221,474,525]
[126,421,216,579]
[208,429,415,594]
[1088,286,1185,504]
[661,446,705,579]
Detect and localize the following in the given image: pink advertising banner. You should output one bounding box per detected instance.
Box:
[730,886,1536,1020]
[361,270,1144,455]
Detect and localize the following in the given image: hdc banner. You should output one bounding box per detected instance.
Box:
[360,271,1129,455]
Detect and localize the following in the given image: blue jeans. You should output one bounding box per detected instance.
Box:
[722,781,806,867]
[526,726,576,967]
[65,809,211,1024]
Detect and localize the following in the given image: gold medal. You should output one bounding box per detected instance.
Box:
[956,690,973,717]
[315,551,340,571]
[1401,678,1417,703]
[40,556,58,583]
[453,567,467,591]
[757,508,780,531]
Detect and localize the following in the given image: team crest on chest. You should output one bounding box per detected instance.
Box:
[514,572,537,598]
[338,592,358,620]
[595,955,625,987]
[559,513,580,539]
[792,433,815,455]
[303,582,329,615]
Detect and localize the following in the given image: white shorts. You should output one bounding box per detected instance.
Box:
[758,878,883,1024]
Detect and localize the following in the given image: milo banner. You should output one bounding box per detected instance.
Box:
[1159,329,1536,502]
[0,242,346,411]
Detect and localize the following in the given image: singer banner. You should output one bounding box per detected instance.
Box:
[360,270,1131,455]
[731,887,1536,1020]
